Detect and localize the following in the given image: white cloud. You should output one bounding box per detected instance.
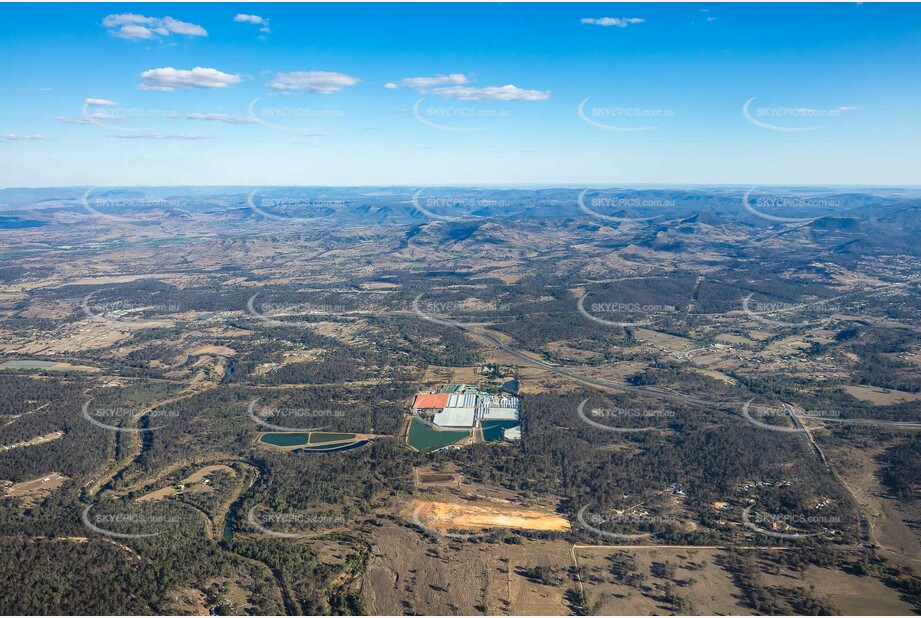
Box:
[396,74,469,92]
[384,82,399,89]
[429,84,550,102]
[108,133,211,140]
[57,116,93,125]
[160,17,206,36]
[581,17,645,28]
[116,25,155,40]
[266,71,359,94]
[57,114,124,125]
[139,67,241,91]
[3,134,45,141]
[102,13,207,41]
[234,13,271,34]
[86,98,118,107]
[707,16,718,22]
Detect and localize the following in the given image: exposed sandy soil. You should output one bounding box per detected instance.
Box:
[410,498,570,533]
[190,345,236,357]
[182,464,237,484]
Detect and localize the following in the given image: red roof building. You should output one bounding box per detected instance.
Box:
[413,393,450,409]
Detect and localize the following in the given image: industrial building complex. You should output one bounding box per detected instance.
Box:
[408,384,521,451]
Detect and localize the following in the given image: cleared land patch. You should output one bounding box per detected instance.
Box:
[3,472,69,507]
[843,385,921,405]
[410,498,570,533]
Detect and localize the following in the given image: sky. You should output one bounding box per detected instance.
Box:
[1,2,919,187]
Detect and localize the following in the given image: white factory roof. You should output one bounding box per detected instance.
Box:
[503,426,522,441]
[482,406,520,421]
[432,407,476,428]
[447,393,478,408]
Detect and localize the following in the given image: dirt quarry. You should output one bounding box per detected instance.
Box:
[410,498,570,532]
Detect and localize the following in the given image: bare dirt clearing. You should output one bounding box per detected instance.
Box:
[843,385,921,405]
[361,523,575,616]
[410,498,570,533]
[3,472,69,507]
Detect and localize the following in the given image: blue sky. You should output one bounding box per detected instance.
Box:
[1,2,919,187]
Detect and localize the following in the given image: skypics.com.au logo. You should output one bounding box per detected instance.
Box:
[578,293,678,328]
[246,189,341,224]
[246,399,346,432]
[81,290,181,329]
[741,188,841,224]
[410,189,509,222]
[82,399,179,433]
[82,503,191,539]
[247,506,347,539]
[577,503,680,541]
[412,292,511,329]
[578,98,675,132]
[577,399,676,433]
[412,98,510,132]
[742,98,859,132]
[246,292,353,327]
[80,188,188,223]
[742,505,841,540]
[577,189,673,224]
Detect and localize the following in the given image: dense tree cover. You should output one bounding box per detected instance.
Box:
[447,391,856,546]
[879,439,921,501]
[232,538,367,615]
[0,496,284,615]
[243,440,414,516]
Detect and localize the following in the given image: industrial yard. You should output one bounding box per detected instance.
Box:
[407,384,521,452]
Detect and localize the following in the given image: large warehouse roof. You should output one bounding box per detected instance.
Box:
[482,406,520,421]
[413,393,450,409]
[447,393,477,408]
[432,407,476,428]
